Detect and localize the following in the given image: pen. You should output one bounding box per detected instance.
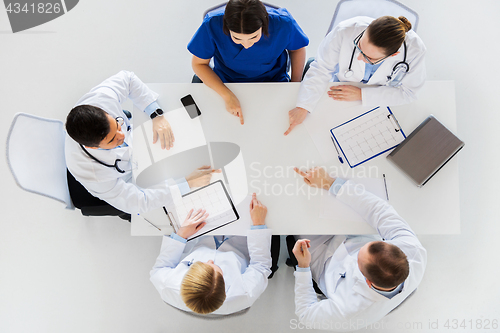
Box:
[383,174,389,201]
[142,216,162,231]
[330,136,344,164]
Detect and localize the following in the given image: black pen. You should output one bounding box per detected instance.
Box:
[383,174,389,201]
[142,216,161,231]
[330,136,344,164]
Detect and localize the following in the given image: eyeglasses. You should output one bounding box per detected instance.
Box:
[353,30,392,65]
[115,117,124,127]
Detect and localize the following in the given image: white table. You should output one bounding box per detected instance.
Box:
[131,81,460,236]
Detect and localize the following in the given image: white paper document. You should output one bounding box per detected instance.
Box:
[331,107,405,167]
[132,107,206,178]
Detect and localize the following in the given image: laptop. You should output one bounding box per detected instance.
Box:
[387,115,464,187]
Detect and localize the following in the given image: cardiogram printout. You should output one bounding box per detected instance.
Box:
[331,106,406,167]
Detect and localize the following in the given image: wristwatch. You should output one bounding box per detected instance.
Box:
[150,108,164,119]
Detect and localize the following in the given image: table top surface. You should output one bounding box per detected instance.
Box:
[131,81,460,236]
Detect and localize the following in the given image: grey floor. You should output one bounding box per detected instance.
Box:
[1,1,499,332]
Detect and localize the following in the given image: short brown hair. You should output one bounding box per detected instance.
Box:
[180,262,226,314]
[366,16,412,56]
[363,241,409,289]
[223,0,269,36]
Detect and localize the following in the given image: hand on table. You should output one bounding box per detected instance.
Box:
[292,239,311,268]
[249,193,267,226]
[294,167,335,190]
[328,85,362,101]
[152,116,175,150]
[224,93,244,124]
[177,208,209,239]
[186,165,222,189]
[284,107,308,136]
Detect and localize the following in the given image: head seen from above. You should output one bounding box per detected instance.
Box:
[357,16,412,64]
[223,0,269,49]
[357,241,409,290]
[180,261,226,314]
[66,105,125,149]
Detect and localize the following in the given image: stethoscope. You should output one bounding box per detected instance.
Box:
[79,144,126,173]
[78,116,132,174]
[344,30,409,86]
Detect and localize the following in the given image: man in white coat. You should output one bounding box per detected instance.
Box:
[292,167,427,331]
[285,15,426,135]
[150,193,272,315]
[65,70,216,218]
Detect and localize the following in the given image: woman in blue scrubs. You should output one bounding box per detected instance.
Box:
[188,0,309,124]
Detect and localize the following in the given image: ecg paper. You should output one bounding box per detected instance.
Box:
[172,181,238,239]
[331,107,406,167]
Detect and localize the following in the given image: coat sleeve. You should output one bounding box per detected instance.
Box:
[240,228,273,302]
[336,180,427,280]
[89,70,159,112]
[150,236,187,294]
[294,270,363,331]
[296,26,344,112]
[80,175,175,215]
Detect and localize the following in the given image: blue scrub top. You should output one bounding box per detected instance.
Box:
[187,7,309,83]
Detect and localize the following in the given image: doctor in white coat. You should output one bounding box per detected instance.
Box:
[65,70,216,216]
[150,193,272,315]
[292,167,427,331]
[285,15,426,135]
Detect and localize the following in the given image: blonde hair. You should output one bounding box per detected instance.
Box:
[367,16,412,56]
[180,262,226,314]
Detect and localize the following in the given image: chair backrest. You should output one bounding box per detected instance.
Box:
[203,2,280,19]
[326,0,419,35]
[6,113,74,209]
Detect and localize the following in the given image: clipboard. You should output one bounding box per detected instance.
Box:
[330,106,406,168]
[165,180,239,241]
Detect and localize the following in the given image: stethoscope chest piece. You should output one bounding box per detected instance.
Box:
[344,69,354,78]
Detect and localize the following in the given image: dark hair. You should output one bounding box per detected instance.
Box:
[66,105,110,147]
[363,241,409,289]
[223,0,269,36]
[366,16,412,56]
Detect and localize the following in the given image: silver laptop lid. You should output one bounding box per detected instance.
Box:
[387,115,464,187]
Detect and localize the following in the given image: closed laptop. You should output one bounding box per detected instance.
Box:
[387,115,464,187]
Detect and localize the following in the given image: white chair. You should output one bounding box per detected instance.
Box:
[6,113,74,209]
[326,0,419,35]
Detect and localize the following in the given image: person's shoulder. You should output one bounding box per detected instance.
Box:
[338,16,373,29]
[405,30,426,52]
[203,6,225,25]
[268,7,295,24]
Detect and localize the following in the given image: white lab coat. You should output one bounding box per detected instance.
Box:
[297,16,426,111]
[150,229,272,315]
[294,180,427,331]
[65,70,173,215]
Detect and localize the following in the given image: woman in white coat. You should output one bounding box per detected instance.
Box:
[285,15,426,135]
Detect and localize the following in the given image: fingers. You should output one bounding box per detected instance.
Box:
[293,167,309,179]
[195,221,206,231]
[284,122,296,136]
[186,208,194,219]
[292,239,309,257]
[153,131,158,144]
[238,110,244,125]
[250,193,256,210]
[192,208,206,220]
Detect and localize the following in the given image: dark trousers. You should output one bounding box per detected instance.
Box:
[67,170,131,221]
